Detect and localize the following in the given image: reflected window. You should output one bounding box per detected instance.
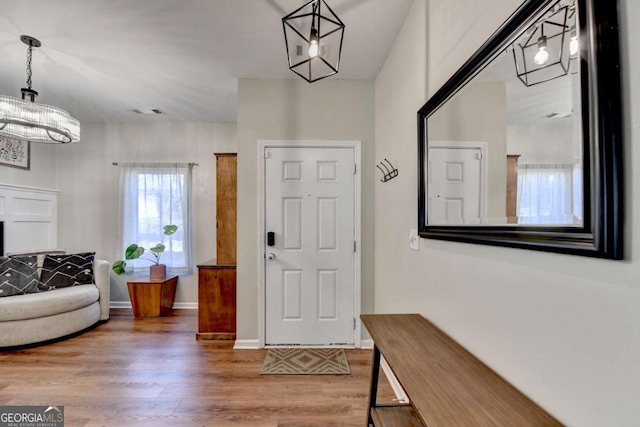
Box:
[517,163,578,224]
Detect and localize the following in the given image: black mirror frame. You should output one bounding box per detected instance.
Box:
[417,0,623,259]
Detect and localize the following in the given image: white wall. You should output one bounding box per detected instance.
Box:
[374,0,640,425]
[56,122,236,304]
[236,79,375,341]
[507,123,576,165]
[0,184,57,253]
[0,143,60,254]
[0,143,58,190]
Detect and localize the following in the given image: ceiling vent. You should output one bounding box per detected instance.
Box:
[132,108,165,115]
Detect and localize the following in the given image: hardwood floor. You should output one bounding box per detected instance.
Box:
[0,309,395,426]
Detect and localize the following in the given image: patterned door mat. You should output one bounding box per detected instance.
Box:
[261,348,351,375]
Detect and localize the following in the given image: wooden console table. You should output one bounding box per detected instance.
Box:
[196,259,236,340]
[361,314,562,426]
[127,275,178,318]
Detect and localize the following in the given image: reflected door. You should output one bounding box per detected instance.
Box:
[265,147,355,346]
[428,147,482,224]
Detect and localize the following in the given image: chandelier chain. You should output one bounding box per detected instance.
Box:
[312,1,318,28]
[26,44,33,90]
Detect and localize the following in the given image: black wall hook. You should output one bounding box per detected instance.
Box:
[377,159,398,182]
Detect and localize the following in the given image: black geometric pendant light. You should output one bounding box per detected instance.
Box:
[512,3,576,87]
[282,0,345,83]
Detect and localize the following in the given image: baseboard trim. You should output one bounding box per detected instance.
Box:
[381,356,409,403]
[109,301,197,310]
[196,333,236,341]
[233,339,260,350]
[172,303,197,310]
[109,301,131,309]
[360,339,374,349]
[235,340,368,349]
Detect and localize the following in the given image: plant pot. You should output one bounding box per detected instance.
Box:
[150,264,167,279]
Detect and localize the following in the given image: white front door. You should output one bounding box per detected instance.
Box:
[265,147,356,346]
[428,146,483,224]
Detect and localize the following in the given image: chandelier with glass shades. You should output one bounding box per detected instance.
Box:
[0,36,80,144]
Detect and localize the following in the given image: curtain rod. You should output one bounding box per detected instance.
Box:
[112,162,198,166]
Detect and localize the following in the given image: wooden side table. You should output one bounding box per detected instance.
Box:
[127,275,178,318]
[196,259,236,340]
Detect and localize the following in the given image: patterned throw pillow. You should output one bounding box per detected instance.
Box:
[0,256,39,297]
[39,252,95,291]
[8,249,67,277]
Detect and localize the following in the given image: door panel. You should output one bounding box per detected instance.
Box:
[283,270,303,320]
[428,147,482,224]
[265,147,355,345]
[318,270,338,319]
[318,198,338,251]
[283,198,303,250]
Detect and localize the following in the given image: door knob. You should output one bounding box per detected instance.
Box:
[267,253,276,261]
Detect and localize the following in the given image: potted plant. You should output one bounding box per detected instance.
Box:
[112,225,178,278]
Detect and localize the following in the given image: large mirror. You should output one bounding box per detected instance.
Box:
[418,0,623,259]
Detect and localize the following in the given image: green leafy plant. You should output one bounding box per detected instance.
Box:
[112,225,178,275]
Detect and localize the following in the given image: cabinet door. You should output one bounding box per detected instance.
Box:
[215,153,237,264]
[198,267,236,337]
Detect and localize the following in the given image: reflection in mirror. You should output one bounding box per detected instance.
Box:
[417,0,623,259]
[426,0,581,226]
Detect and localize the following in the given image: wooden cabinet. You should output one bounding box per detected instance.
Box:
[197,153,237,340]
[196,259,236,340]
[506,154,520,224]
[127,276,178,319]
[215,153,237,265]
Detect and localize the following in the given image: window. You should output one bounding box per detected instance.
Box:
[118,163,193,273]
[517,163,578,225]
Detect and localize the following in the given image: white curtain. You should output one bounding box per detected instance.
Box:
[573,162,583,222]
[517,163,576,225]
[118,163,193,273]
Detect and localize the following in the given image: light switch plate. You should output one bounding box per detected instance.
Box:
[409,229,419,251]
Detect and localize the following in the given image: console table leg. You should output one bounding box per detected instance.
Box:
[367,344,381,426]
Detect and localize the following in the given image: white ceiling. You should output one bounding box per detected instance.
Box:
[477,49,576,126]
[0,0,412,123]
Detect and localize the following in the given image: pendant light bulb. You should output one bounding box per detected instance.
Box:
[309,28,319,58]
[569,32,578,56]
[534,47,549,65]
[534,35,549,65]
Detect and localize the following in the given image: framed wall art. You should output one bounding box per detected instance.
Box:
[0,137,30,170]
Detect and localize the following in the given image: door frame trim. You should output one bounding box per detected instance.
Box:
[428,140,488,221]
[258,140,362,348]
